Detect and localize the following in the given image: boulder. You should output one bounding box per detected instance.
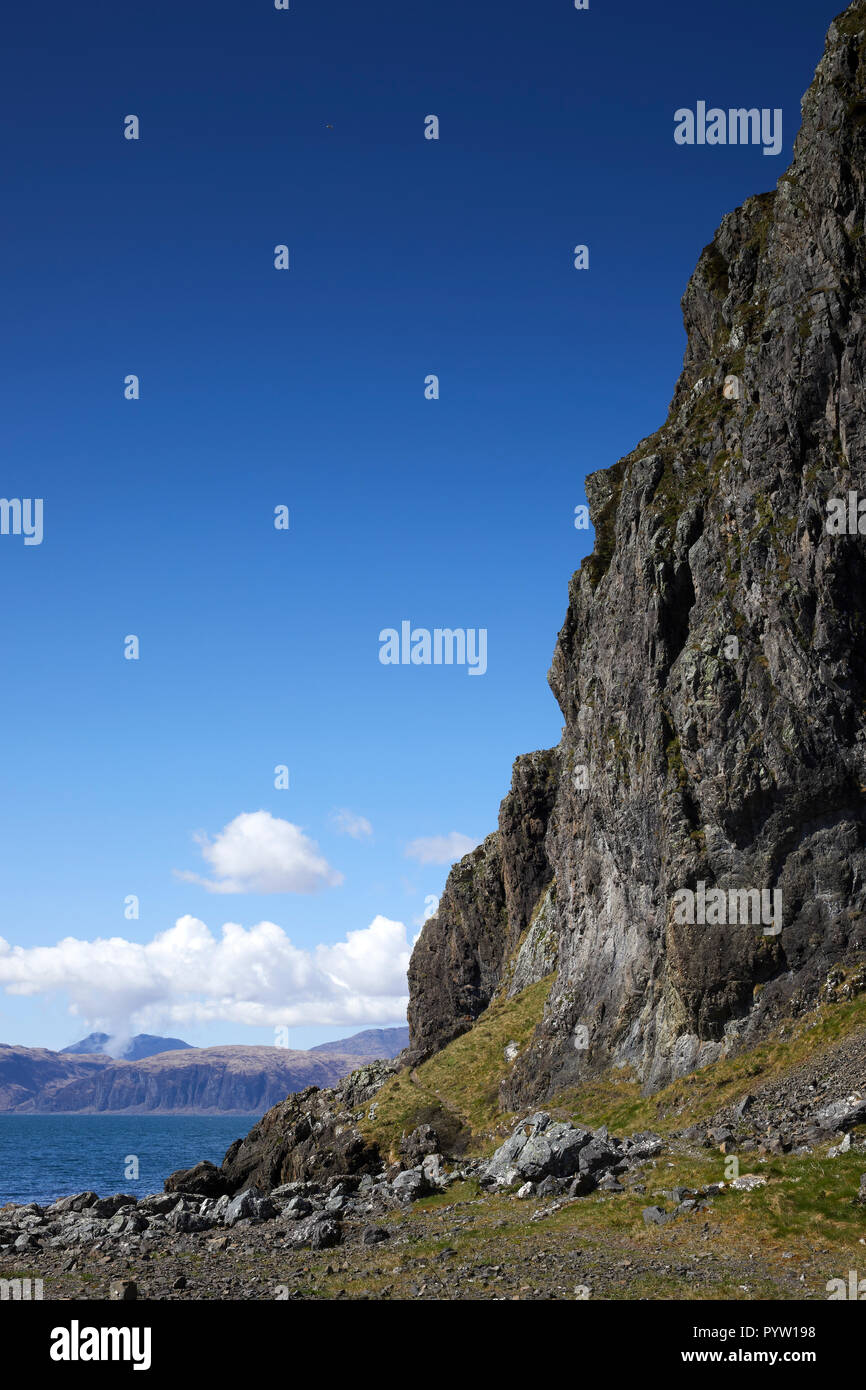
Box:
[362,1225,389,1245]
[391,1168,432,1203]
[46,1193,98,1216]
[815,1094,866,1132]
[281,1196,314,1221]
[90,1194,137,1218]
[164,1160,230,1198]
[223,1186,276,1227]
[286,1215,342,1250]
[482,1113,593,1186]
[399,1125,440,1166]
[421,1153,448,1188]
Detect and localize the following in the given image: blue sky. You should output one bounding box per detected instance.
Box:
[0,0,843,1051]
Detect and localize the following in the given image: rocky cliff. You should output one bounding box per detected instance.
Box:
[406,749,557,1060]
[408,0,866,1101]
[160,4,866,1205]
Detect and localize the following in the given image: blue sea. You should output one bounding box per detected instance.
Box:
[0,1115,260,1206]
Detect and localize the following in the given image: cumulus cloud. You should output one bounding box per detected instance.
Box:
[330,809,373,840]
[404,832,480,866]
[0,914,410,1036]
[175,811,342,894]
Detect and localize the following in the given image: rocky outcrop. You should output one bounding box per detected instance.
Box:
[407,749,558,1060]
[166,1061,397,1195]
[480,1112,663,1192]
[409,1,866,1101]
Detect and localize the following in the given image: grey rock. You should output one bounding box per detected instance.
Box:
[46,1193,97,1216]
[224,1186,270,1227]
[482,1112,593,1186]
[281,1196,314,1220]
[816,1094,866,1132]
[642,1206,674,1227]
[91,1194,137,1218]
[391,1168,431,1203]
[361,1225,390,1245]
[286,1216,342,1250]
[399,1125,440,1166]
[577,1138,619,1177]
[597,1174,625,1193]
[420,1153,448,1188]
[137,1193,177,1215]
[405,2,866,1106]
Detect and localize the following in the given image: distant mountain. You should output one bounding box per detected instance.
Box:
[60,1033,193,1061]
[0,1048,107,1114]
[0,1025,409,1113]
[310,1026,409,1058]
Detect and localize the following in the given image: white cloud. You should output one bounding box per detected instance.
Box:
[175,811,342,894]
[330,808,373,840]
[404,832,480,866]
[0,914,410,1035]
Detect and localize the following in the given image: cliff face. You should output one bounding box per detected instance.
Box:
[0,1048,106,1112]
[408,2,866,1099]
[406,749,557,1059]
[31,1048,360,1114]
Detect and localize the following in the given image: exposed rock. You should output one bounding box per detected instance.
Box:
[391,1168,432,1203]
[407,750,558,1061]
[730,1175,767,1192]
[643,1206,673,1227]
[408,0,866,1104]
[91,1194,137,1218]
[286,1216,342,1250]
[362,1225,389,1245]
[224,1187,277,1227]
[166,1059,397,1196]
[399,1124,440,1166]
[508,883,559,998]
[164,1160,229,1198]
[815,1093,866,1131]
[481,1112,595,1186]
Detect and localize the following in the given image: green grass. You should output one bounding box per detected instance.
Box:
[551,981,866,1135]
[361,976,554,1160]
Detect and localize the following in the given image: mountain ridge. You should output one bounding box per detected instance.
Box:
[0,1027,409,1113]
[60,1032,193,1061]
